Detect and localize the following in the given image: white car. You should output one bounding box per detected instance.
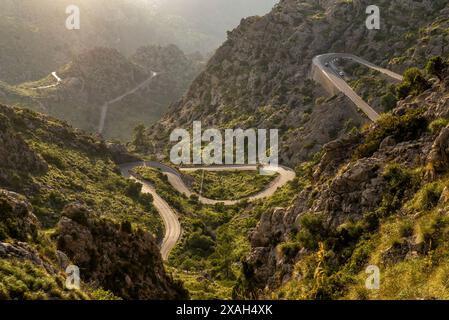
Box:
[339,71,345,77]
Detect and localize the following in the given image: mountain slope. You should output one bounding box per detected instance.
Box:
[0,45,203,140]
[142,0,449,166]
[0,104,187,299]
[133,0,449,300]
[241,62,449,299]
[0,0,276,84]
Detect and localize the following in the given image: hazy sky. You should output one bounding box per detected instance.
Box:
[149,0,279,36]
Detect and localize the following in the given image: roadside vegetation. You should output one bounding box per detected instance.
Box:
[187,170,278,201]
[0,106,165,299]
[134,165,301,299]
[344,63,398,113]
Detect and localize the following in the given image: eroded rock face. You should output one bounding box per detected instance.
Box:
[55,204,188,300]
[0,242,56,274]
[322,158,385,225]
[313,133,362,180]
[0,189,55,274]
[248,156,386,289]
[250,208,295,248]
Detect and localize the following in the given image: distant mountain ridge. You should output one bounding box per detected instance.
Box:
[0,0,277,84]
[142,0,449,166]
[0,45,203,140]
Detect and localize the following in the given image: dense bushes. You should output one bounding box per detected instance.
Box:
[429,117,449,134]
[0,260,87,300]
[185,232,215,257]
[354,108,427,158]
[381,92,397,111]
[394,56,448,100]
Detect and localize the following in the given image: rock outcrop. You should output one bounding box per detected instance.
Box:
[55,204,188,300]
[0,189,39,241]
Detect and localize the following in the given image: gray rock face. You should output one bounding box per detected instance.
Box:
[54,203,188,300]
[428,125,449,173]
[0,189,57,274]
[0,241,56,274]
[250,208,294,248]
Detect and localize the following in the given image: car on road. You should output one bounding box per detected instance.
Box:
[339,71,345,77]
[325,62,329,67]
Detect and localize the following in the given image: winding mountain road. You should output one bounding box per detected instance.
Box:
[312,53,403,122]
[98,71,159,134]
[119,161,296,260]
[120,163,180,261]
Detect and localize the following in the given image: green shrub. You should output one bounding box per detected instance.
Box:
[297,213,328,250]
[409,182,444,212]
[381,92,398,111]
[279,242,301,259]
[186,232,215,257]
[416,213,449,250]
[399,220,415,238]
[125,180,142,199]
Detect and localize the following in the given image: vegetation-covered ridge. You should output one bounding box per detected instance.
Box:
[0,104,187,299]
[0,45,203,140]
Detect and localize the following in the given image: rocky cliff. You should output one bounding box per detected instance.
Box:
[143,0,449,165]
